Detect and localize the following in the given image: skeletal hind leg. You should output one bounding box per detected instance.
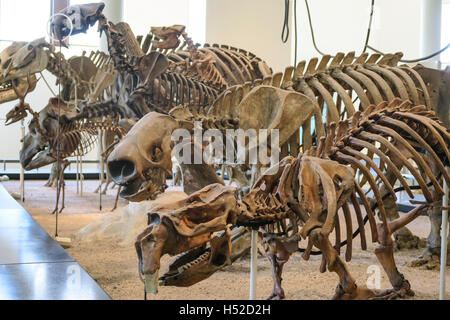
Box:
[372,205,429,299]
[51,160,69,215]
[308,229,376,300]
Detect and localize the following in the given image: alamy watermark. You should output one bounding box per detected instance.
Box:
[172,122,281,175]
[67,265,81,290]
[366,264,381,290]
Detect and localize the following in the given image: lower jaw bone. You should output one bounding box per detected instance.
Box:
[144,271,159,294]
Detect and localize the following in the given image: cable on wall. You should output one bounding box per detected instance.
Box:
[305,0,449,64]
[281,0,299,67]
[363,0,375,53]
[305,0,376,57]
[294,0,298,66]
[281,0,290,43]
[368,43,450,63]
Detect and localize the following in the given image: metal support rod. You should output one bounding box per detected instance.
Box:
[74,83,80,195]
[99,129,104,211]
[76,155,80,194]
[19,119,25,202]
[249,229,258,300]
[440,167,449,300]
[80,155,83,197]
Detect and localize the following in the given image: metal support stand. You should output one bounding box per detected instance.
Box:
[440,167,449,300]
[76,155,80,194]
[74,83,80,195]
[249,229,258,300]
[19,119,25,202]
[99,129,104,211]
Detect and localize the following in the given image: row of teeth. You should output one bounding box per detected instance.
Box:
[138,180,155,193]
[177,251,210,273]
[0,81,12,91]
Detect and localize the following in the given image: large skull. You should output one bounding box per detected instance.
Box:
[0,41,38,104]
[135,183,242,292]
[108,112,178,202]
[0,38,49,83]
[150,25,185,50]
[51,2,105,41]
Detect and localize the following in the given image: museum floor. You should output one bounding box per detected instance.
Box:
[0,180,447,300]
[0,184,110,300]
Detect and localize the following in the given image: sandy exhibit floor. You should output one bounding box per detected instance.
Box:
[2,179,449,300]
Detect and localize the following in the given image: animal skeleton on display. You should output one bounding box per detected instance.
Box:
[109,48,448,252]
[108,84,324,201]
[0,37,113,121]
[149,25,272,90]
[52,3,272,116]
[51,2,274,194]
[50,2,450,263]
[135,100,449,299]
[0,36,117,190]
[20,96,126,214]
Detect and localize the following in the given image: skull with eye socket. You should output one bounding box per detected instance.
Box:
[135,183,242,293]
[0,38,49,84]
[0,41,39,105]
[50,2,105,42]
[20,97,74,171]
[108,112,178,202]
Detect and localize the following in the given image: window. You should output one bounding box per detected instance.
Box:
[0,0,100,55]
[0,0,51,51]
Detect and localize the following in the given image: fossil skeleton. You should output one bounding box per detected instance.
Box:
[135,100,449,299]
[109,47,450,264]
[0,38,114,124]
[21,96,126,214]
[108,50,436,201]
[108,85,323,202]
[50,2,274,195]
[149,25,272,90]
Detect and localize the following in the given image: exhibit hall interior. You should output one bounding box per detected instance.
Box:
[0,0,449,304]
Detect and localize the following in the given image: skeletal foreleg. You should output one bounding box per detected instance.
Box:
[371,206,426,299]
[262,234,296,300]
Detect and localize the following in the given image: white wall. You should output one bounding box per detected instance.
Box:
[205,0,293,73]
[293,0,426,65]
[123,0,206,43]
[204,0,440,73]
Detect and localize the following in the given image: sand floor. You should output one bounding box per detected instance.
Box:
[2,179,449,300]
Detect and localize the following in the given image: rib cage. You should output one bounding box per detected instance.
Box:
[135,31,272,90]
[198,51,434,153]
[78,26,271,121]
[145,71,219,114]
[49,120,126,160]
[176,51,432,155]
[236,100,449,263]
[47,49,113,101]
